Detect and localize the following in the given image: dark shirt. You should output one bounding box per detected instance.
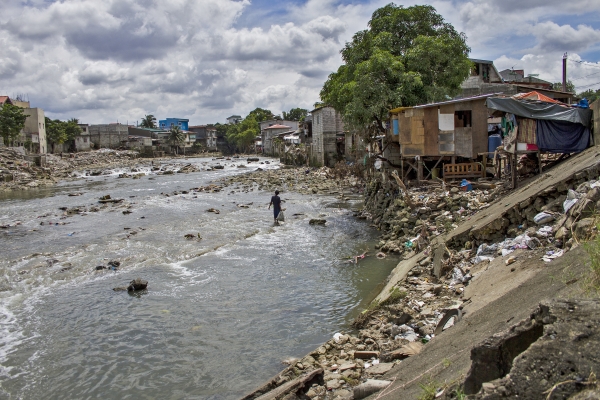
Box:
[270,195,281,210]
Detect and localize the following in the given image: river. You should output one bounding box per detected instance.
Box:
[0,156,398,399]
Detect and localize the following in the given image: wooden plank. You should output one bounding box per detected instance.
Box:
[399,113,412,145]
[253,369,324,400]
[439,104,454,114]
[455,127,473,158]
[424,107,439,156]
[354,351,380,359]
[412,117,424,145]
[471,100,488,156]
[404,145,423,156]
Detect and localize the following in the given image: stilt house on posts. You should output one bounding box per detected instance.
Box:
[388,94,495,182]
[485,91,593,188]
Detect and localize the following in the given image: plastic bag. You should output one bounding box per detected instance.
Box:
[533,212,554,225]
[277,211,285,222]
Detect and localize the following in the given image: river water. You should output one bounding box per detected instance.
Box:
[0,156,398,400]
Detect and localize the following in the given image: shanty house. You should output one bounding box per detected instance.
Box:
[390,94,493,160]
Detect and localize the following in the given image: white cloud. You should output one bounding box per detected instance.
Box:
[0,0,599,125]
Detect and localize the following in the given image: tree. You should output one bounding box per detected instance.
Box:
[168,125,185,154]
[577,88,600,104]
[246,108,275,123]
[552,81,575,93]
[0,104,27,146]
[45,117,68,152]
[282,108,309,121]
[65,119,82,141]
[320,3,471,134]
[140,114,157,128]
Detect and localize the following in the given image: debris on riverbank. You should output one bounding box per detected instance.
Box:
[0,148,229,191]
[243,150,600,399]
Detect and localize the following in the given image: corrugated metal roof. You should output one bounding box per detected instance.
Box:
[264,124,292,129]
[414,93,500,109]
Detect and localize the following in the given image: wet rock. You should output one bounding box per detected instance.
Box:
[309,219,326,225]
[127,278,148,292]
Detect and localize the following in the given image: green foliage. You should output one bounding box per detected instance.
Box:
[247,108,276,122]
[577,88,600,104]
[418,378,441,400]
[282,108,308,121]
[0,104,27,145]
[65,119,82,141]
[320,3,471,133]
[380,287,407,306]
[168,125,185,147]
[45,117,68,149]
[226,115,259,152]
[45,117,82,150]
[552,81,575,93]
[140,114,157,128]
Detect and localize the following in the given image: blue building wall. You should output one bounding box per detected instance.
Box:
[159,118,189,131]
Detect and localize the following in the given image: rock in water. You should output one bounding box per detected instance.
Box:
[309,219,326,225]
[127,278,148,292]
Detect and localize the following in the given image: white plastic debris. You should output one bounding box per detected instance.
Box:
[542,249,564,262]
[333,332,343,342]
[563,189,580,213]
[534,212,555,225]
[537,226,554,237]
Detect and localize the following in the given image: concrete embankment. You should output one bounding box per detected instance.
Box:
[243,146,600,400]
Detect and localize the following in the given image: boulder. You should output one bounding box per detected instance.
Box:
[127,278,148,292]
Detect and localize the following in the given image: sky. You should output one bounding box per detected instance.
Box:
[1,0,600,126]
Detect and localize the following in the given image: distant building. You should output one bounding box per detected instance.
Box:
[75,124,91,152]
[310,106,344,167]
[89,124,129,149]
[459,58,573,103]
[188,125,217,150]
[20,107,47,154]
[498,69,553,90]
[226,115,242,125]
[159,118,189,131]
[262,124,294,155]
[2,97,48,154]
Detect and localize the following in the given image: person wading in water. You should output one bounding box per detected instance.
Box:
[268,190,281,224]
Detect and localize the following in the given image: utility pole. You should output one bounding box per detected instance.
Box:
[562,52,568,92]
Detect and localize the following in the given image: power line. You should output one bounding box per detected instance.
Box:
[575,80,600,90]
[568,58,600,69]
[571,71,600,81]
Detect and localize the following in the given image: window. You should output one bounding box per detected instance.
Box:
[454,110,472,128]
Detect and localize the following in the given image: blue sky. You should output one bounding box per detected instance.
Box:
[1,0,599,125]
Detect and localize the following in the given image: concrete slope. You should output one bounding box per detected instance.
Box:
[370,245,589,400]
[441,146,600,248]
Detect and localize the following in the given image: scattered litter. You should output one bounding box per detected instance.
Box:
[542,249,564,263]
[534,212,555,225]
[505,256,516,265]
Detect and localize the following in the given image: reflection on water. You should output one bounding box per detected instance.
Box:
[0,156,398,399]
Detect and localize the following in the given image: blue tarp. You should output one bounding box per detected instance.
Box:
[536,119,590,153]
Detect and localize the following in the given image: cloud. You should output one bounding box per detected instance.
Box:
[0,0,599,125]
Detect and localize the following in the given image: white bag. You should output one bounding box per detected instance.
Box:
[277,210,285,222]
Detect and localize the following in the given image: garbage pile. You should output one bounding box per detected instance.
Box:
[359,177,507,255]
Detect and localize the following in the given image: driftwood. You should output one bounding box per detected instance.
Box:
[391,170,414,208]
[242,368,323,400]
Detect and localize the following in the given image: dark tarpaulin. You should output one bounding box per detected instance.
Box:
[486,97,593,127]
[536,119,590,153]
